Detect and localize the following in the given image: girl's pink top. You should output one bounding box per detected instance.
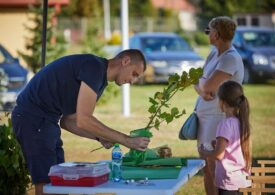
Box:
[215,117,251,190]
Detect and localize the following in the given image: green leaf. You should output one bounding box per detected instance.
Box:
[171,107,179,115]
[154,92,164,100]
[148,105,157,113]
[168,73,180,83]
[182,109,186,115]
[159,112,169,119]
[149,97,158,105]
[189,67,203,84]
[166,82,177,94]
[154,119,160,130]
[165,114,173,123]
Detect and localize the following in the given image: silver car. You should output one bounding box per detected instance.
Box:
[129,32,204,83]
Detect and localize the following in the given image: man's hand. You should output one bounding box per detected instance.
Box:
[98,138,114,149]
[126,137,150,151]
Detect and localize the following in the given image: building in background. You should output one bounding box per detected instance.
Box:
[233,12,275,28]
[151,0,197,31]
[0,0,69,58]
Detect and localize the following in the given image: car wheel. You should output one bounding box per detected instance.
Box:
[243,66,253,84]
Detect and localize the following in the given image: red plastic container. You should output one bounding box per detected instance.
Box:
[48,162,110,187]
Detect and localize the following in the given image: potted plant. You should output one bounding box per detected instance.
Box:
[128,68,203,164]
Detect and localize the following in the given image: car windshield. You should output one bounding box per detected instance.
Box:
[141,37,191,52]
[242,31,275,47]
[0,45,16,63]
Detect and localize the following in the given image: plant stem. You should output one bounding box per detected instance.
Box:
[145,86,179,129]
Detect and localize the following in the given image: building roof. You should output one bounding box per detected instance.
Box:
[151,0,195,12]
[0,0,69,7]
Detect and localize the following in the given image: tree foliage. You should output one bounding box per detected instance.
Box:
[61,0,102,17]
[18,5,66,73]
[60,0,156,18]
[189,0,275,29]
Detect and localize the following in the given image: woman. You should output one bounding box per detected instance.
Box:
[194,16,244,195]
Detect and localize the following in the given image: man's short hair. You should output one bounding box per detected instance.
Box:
[115,49,147,71]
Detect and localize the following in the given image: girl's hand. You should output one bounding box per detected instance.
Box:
[211,140,216,148]
[198,144,206,158]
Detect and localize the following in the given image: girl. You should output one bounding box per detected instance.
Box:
[199,80,251,195]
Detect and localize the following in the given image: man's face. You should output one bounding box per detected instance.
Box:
[115,57,144,86]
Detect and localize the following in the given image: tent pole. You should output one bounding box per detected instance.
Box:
[41,0,48,67]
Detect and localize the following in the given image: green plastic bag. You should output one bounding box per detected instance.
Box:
[128,128,153,164]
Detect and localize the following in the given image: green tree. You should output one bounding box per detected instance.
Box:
[129,0,157,18]
[60,0,102,17]
[18,5,66,73]
[189,0,275,29]
[61,0,156,18]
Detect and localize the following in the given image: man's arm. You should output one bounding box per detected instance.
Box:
[60,114,97,140]
[198,137,227,160]
[74,81,150,151]
[60,114,114,149]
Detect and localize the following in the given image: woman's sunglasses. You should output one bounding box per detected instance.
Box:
[204,27,211,35]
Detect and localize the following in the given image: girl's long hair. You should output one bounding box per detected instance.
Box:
[218,81,251,171]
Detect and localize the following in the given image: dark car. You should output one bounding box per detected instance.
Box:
[232,27,275,83]
[0,44,28,111]
[129,32,204,83]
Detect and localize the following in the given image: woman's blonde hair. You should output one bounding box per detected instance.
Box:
[210,16,236,41]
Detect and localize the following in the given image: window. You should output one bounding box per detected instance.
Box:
[251,17,259,26]
[237,18,246,26]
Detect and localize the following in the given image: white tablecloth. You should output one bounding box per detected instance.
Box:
[43,159,205,195]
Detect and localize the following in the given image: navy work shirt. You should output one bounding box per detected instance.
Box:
[16,54,108,119]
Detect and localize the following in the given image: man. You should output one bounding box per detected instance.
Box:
[11,49,150,195]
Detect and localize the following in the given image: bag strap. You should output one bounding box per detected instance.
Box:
[194,99,199,112]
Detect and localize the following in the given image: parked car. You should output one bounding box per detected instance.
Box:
[232,27,275,83]
[129,32,204,83]
[0,44,29,111]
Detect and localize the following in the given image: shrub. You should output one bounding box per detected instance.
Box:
[0,114,30,195]
[194,31,209,46]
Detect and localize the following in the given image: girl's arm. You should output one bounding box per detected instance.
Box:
[198,137,228,160]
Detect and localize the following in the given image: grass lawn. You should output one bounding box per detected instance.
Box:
[23,83,275,195]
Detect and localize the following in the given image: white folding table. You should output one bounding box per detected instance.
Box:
[43,159,205,195]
